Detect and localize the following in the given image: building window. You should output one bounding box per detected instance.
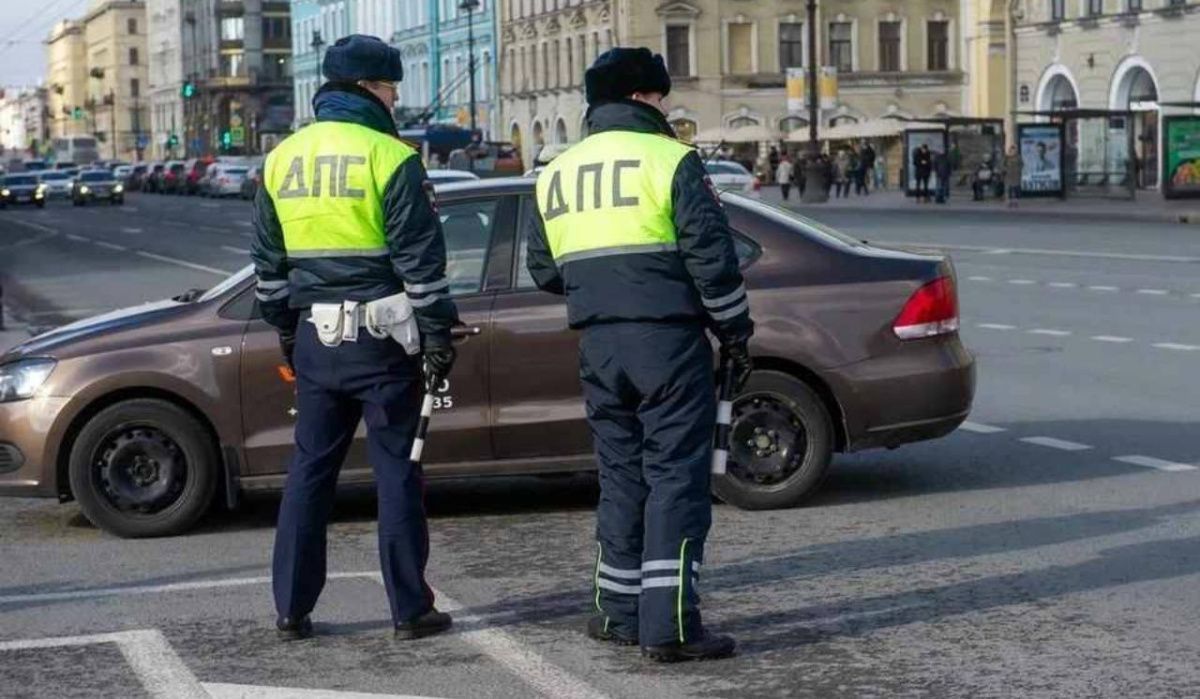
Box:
[265,55,290,81]
[566,37,574,85]
[927,20,949,71]
[131,78,140,97]
[1126,0,1141,10]
[778,22,803,70]
[1087,0,1103,16]
[828,22,852,73]
[127,18,137,34]
[263,17,290,42]
[727,22,753,75]
[1051,0,1066,20]
[665,24,691,77]
[220,52,245,77]
[129,47,139,65]
[220,17,244,41]
[879,21,901,72]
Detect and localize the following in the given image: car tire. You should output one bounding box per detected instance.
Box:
[68,399,219,538]
[36,201,45,209]
[712,370,834,511]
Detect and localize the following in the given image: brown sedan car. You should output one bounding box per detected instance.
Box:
[0,179,974,537]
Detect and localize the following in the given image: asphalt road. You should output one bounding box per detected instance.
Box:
[1,191,1199,698]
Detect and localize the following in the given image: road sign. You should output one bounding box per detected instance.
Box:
[230,126,245,146]
[230,114,243,129]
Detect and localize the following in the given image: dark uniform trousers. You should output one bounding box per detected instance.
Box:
[581,320,715,647]
[272,319,434,625]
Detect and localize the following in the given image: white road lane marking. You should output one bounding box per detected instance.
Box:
[203,684,446,699]
[1007,279,1036,285]
[984,248,1012,255]
[94,241,128,252]
[1091,335,1134,343]
[220,245,251,255]
[0,571,376,605]
[1136,289,1169,295]
[65,233,90,242]
[959,421,1007,434]
[121,226,143,233]
[977,323,1016,330]
[135,251,232,276]
[1027,329,1071,336]
[1153,342,1200,351]
[4,218,57,234]
[1192,293,1200,299]
[370,575,610,699]
[1020,436,1092,451]
[1088,285,1119,292]
[0,629,207,699]
[236,221,254,227]
[967,275,993,281]
[894,242,1200,264]
[1114,456,1198,472]
[1047,282,1078,288]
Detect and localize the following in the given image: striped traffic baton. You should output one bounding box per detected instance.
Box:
[712,356,737,475]
[409,367,437,465]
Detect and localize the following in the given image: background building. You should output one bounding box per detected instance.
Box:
[1014,0,1200,191]
[962,0,1010,122]
[147,0,185,160]
[83,0,150,162]
[0,87,49,157]
[497,0,613,166]
[290,0,352,127]
[45,20,90,141]
[181,0,293,156]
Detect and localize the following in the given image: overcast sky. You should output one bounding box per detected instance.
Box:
[0,1,98,87]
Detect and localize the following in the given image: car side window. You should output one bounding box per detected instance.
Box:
[440,198,499,296]
[513,196,759,289]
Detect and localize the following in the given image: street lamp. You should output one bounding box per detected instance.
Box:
[460,0,480,138]
[311,30,326,65]
[801,0,829,203]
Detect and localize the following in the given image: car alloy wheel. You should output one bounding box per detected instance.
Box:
[93,425,188,515]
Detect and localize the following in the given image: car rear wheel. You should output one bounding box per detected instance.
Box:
[68,399,219,538]
[712,370,834,510]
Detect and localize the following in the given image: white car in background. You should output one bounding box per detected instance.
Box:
[36,169,75,200]
[205,164,250,197]
[426,169,480,185]
[704,159,759,194]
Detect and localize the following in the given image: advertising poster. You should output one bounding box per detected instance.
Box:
[785,67,839,112]
[1018,124,1063,196]
[1163,116,1200,199]
[904,129,946,195]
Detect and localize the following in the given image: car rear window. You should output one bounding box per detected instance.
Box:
[705,161,750,176]
[4,175,36,185]
[81,171,112,182]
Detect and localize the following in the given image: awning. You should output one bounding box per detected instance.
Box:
[693,123,780,144]
[785,118,905,142]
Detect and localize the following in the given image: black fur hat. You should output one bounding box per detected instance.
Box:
[323,34,404,82]
[585,47,671,105]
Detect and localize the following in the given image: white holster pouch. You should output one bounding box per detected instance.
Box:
[308,294,420,354]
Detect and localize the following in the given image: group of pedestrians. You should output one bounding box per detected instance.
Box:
[831,143,877,198]
[910,143,961,204]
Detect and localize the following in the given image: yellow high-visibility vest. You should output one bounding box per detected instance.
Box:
[264,121,418,258]
[536,130,693,264]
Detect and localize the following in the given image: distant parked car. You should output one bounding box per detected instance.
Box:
[184,158,212,195]
[71,169,124,206]
[206,164,249,197]
[144,162,166,193]
[161,161,186,194]
[125,163,148,191]
[427,169,481,185]
[705,160,759,194]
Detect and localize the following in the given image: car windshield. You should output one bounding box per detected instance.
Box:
[4,175,36,185]
[81,171,112,182]
[197,264,254,303]
[724,194,864,248]
[706,161,750,176]
[41,171,70,180]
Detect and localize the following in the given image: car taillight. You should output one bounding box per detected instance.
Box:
[893,276,959,340]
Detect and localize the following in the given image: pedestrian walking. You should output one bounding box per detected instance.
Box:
[768,146,781,184]
[834,149,852,198]
[777,154,794,201]
[859,141,876,196]
[933,149,952,204]
[251,35,460,642]
[528,47,753,663]
[1003,145,1023,208]
[913,144,933,203]
[875,153,887,190]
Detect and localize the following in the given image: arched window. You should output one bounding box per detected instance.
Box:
[555,117,568,144]
[671,119,697,143]
[511,123,523,151]
[533,120,545,148]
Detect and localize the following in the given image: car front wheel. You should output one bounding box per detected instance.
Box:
[68,399,219,538]
[712,370,834,510]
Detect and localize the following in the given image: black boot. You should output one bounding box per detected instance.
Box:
[642,632,736,663]
[586,615,638,647]
[276,615,314,641]
[394,608,453,640]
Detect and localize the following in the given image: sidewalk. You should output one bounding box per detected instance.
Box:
[759,185,1200,225]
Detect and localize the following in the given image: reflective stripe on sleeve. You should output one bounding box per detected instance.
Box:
[708,298,750,322]
[701,283,746,309]
[256,279,288,290]
[287,247,389,259]
[409,293,444,308]
[641,576,680,590]
[642,560,680,573]
[405,278,450,294]
[597,579,641,595]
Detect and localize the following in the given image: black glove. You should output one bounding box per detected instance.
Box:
[278,330,297,371]
[720,340,753,393]
[423,343,457,389]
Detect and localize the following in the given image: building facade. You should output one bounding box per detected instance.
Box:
[79,1,150,163]
[181,0,293,156]
[0,88,49,157]
[497,0,613,166]
[147,0,185,160]
[290,0,352,127]
[0,91,28,154]
[395,0,498,137]
[45,20,91,140]
[962,0,1009,121]
[1014,0,1200,190]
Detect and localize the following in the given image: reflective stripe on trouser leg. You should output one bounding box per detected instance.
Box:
[580,327,649,640]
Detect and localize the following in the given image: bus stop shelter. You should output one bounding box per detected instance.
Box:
[1019,109,1138,200]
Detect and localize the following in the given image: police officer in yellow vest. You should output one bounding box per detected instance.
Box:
[251,35,459,641]
[528,48,754,662]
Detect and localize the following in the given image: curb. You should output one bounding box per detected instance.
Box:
[773,199,1200,226]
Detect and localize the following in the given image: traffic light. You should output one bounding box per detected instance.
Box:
[221,130,232,149]
[72,106,83,120]
[181,81,196,99]
[167,133,179,148]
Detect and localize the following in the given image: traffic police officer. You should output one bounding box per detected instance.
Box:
[251,35,459,641]
[527,48,754,662]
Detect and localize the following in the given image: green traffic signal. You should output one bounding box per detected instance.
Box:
[181,82,196,99]
[72,107,83,120]
[221,130,232,148]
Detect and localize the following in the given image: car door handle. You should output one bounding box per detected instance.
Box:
[451,325,482,339]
